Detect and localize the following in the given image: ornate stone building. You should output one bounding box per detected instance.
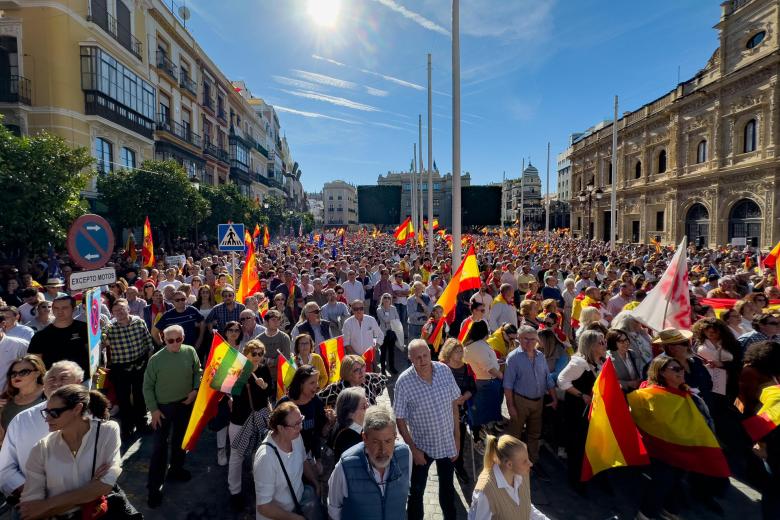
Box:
[567,0,779,248]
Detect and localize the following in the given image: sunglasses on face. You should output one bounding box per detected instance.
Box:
[226,328,240,333]
[166,337,184,344]
[41,405,74,419]
[174,298,186,302]
[666,365,684,373]
[9,368,35,378]
[249,351,263,358]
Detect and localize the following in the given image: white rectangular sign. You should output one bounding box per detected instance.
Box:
[69,267,117,291]
[731,237,747,246]
[165,255,186,267]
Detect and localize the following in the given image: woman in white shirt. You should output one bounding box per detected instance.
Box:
[20,384,122,520]
[469,434,549,519]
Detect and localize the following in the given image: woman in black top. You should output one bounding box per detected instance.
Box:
[331,386,368,459]
[277,364,334,462]
[440,337,476,484]
[227,340,272,506]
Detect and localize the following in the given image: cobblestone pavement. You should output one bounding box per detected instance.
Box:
[108,371,763,520]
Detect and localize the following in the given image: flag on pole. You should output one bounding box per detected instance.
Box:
[581,358,649,481]
[253,224,261,239]
[436,244,481,323]
[124,232,137,264]
[362,347,375,370]
[393,217,414,245]
[319,336,345,383]
[277,352,297,400]
[763,240,780,269]
[263,225,270,248]
[208,343,254,396]
[423,317,447,352]
[236,231,261,304]
[142,216,155,268]
[182,334,229,451]
[631,237,691,332]
[258,298,269,319]
[627,384,730,477]
[318,233,325,248]
[743,384,780,442]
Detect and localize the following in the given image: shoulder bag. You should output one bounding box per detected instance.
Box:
[260,441,324,520]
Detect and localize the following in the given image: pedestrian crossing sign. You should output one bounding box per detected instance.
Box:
[218,223,245,251]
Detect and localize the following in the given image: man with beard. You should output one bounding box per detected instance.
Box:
[327,406,411,518]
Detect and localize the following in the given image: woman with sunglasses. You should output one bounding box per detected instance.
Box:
[227,340,272,511]
[292,334,328,390]
[142,282,156,303]
[272,294,293,334]
[0,354,46,442]
[20,384,120,520]
[605,330,642,393]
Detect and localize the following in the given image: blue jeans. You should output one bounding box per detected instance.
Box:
[408,453,456,520]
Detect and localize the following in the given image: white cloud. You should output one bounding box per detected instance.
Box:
[312,54,346,67]
[419,0,555,41]
[292,69,356,89]
[274,105,361,125]
[273,76,322,91]
[359,68,424,91]
[365,86,389,97]
[370,0,450,36]
[283,89,381,112]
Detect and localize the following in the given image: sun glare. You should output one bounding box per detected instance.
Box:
[307,0,341,28]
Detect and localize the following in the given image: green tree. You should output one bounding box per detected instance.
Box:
[97,160,209,247]
[0,125,93,260]
[198,184,256,238]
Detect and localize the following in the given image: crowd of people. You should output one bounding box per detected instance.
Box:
[0,229,777,519]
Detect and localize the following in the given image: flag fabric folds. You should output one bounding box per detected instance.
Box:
[627,385,730,478]
[362,347,375,370]
[436,244,481,323]
[393,217,414,245]
[236,230,261,304]
[277,352,297,400]
[142,216,155,268]
[457,316,474,342]
[263,225,270,248]
[208,342,254,396]
[182,334,229,451]
[581,358,649,481]
[423,317,446,352]
[319,336,346,383]
[743,384,780,442]
[763,240,780,269]
[253,224,261,239]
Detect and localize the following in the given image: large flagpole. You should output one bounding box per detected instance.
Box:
[451,0,462,264]
[610,95,619,250]
[545,142,550,245]
[427,53,434,255]
[411,144,417,231]
[418,114,424,238]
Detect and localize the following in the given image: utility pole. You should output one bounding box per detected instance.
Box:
[611,95,619,251]
[520,159,525,236]
[411,143,417,233]
[451,0,461,264]
[501,170,506,234]
[427,53,434,256]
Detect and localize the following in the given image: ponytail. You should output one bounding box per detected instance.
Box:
[50,384,110,420]
[87,390,110,420]
[481,434,527,476]
[482,434,499,473]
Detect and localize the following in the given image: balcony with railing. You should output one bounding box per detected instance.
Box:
[217,107,227,124]
[156,51,177,81]
[0,75,31,105]
[156,114,201,148]
[85,91,154,139]
[202,95,214,113]
[87,4,142,60]
[180,71,197,97]
[203,140,229,163]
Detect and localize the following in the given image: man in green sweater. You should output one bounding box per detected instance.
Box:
[143,324,201,508]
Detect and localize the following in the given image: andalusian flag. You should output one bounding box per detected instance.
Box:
[263,225,270,248]
[142,216,154,268]
[319,336,345,383]
[236,230,261,304]
[393,217,414,245]
[277,352,297,400]
[743,385,780,442]
[423,317,446,352]
[436,244,481,323]
[582,358,649,481]
[182,334,229,451]
[627,385,730,477]
[209,343,253,396]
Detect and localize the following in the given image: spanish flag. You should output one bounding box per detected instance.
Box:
[253,224,261,240]
[182,334,228,451]
[258,299,269,319]
[486,328,509,358]
[263,225,270,248]
[458,316,474,342]
[393,216,414,245]
[649,236,662,254]
[423,317,447,352]
[627,385,730,478]
[743,384,780,442]
[436,244,480,323]
[582,358,649,481]
[319,336,345,383]
[277,352,297,400]
[142,216,154,268]
[236,231,260,304]
[763,240,780,269]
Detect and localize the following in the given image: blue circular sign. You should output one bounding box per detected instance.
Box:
[67,214,115,269]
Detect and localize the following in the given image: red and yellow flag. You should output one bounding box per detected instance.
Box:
[319,336,346,383]
[263,225,270,248]
[627,384,730,478]
[582,358,649,481]
[393,217,414,245]
[258,299,269,319]
[763,240,780,269]
[362,347,376,370]
[486,328,510,358]
[182,334,228,451]
[142,216,154,268]
[458,316,474,342]
[236,230,260,304]
[253,224,261,239]
[743,384,780,442]
[125,231,137,264]
[423,317,447,352]
[276,352,297,400]
[436,244,480,324]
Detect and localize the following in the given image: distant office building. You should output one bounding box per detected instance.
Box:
[502,163,544,229]
[323,180,357,227]
[307,192,324,226]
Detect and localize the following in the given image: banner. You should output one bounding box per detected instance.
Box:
[632,237,691,331]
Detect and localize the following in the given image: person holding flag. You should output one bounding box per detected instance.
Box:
[421,305,449,359]
[462,320,503,443]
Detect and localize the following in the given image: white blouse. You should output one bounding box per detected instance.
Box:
[468,465,550,520]
[557,355,600,391]
[22,419,122,511]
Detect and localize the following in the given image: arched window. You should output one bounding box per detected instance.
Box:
[635,160,641,179]
[744,119,757,152]
[696,140,707,164]
[95,137,113,173]
[746,31,766,49]
[657,150,667,173]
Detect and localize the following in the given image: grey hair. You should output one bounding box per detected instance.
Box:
[517,325,538,337]
[363,405,396,434]
[163,324,185,338]
[611,310,639,332]
[335,386,366,429]
[407,338,429,357]
[577,329,604,365]
[47,360,85,384]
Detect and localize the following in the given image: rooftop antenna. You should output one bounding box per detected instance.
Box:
[178,2,191,28]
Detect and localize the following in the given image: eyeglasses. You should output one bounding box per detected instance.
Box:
[249,351,263,358]
[41,405,74,419]
[239,317,255,322]
[617,337,630,343]
[666,365,684,373]
[173,298,186,302]
[9,368,35,378]
[165,337,184,344]
[283,415,305,429]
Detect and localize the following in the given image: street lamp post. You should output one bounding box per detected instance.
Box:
[190,176,200,244]
[577,182,604,242]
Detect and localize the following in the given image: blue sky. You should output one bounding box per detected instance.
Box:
[183,0,719,193]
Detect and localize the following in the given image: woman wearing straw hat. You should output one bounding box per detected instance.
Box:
[652,328,713,408]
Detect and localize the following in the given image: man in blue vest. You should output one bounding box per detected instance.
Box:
[327,405,411,519]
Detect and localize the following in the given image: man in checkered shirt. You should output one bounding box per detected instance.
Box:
[393,338,461,520]
[103,297,155,439]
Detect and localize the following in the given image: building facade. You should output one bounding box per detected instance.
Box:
[502,163,544,229]
[376,169,471,228]
[307,192,325,226]
[0,0,303,208]
[323,181,357,227]
[567,0,780,248]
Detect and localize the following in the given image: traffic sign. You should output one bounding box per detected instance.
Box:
[67,214,115,269]
[86,288,102,378]
[218,223,245,251]
[69,267,117,291]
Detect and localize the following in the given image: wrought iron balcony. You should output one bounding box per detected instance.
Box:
[217,107,227,124]
[156,113,201,148]
[202,95,214,111]
[156,51,177,80]
[87,4,142,60]
[0,75,31,105]
[180,71,197,97]
[203,140,229,163]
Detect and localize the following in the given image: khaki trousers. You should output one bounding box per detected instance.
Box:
[510,394,544,463]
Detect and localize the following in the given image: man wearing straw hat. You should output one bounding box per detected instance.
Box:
[42,278,66,302]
